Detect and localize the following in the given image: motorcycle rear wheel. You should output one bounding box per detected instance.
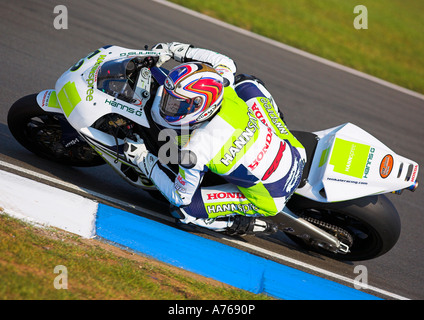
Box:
[7,94,105,167]
[284,194,401,261]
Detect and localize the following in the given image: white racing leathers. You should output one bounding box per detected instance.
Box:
[146,46,306,227]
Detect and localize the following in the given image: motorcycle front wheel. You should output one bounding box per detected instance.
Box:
[284,194,401,261]
[7,94,105,167]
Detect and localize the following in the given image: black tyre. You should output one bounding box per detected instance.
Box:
[7,94,105,167]
[285,194,401,261]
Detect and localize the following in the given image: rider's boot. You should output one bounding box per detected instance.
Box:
[170,206,277,236]
[226,215,278,236]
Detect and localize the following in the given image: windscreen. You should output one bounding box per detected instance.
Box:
[97,58,139,103]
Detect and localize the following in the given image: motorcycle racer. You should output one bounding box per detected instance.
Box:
[124,42,306,235]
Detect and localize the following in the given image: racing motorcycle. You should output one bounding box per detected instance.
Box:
[7,45,419,261]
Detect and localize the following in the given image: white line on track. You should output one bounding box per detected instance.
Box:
[0,160,409,300]
[152,0,424,101]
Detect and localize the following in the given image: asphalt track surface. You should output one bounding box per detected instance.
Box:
[1,0,423,299]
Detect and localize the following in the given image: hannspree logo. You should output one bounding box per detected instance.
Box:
[220,110,259,166]
[104,99,143,117]
[86,55,107,101]
[363,147,375,179]
[330,138,375,179]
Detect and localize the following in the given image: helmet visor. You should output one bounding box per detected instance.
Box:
[160,89,202,118]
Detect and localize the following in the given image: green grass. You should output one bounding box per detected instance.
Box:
[169,0,424,94]
[0,213,271,300]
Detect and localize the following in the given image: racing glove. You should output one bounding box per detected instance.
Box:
[152,42,193,62]
[150,43,172,67]
[123,134,158,179]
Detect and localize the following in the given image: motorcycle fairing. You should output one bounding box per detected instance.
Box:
[34,46,171,190]
[295,122,419,202]
[36,90,62,113]
[52,45,169,131]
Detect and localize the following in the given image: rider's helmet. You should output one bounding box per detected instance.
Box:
[160,63,224,126]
